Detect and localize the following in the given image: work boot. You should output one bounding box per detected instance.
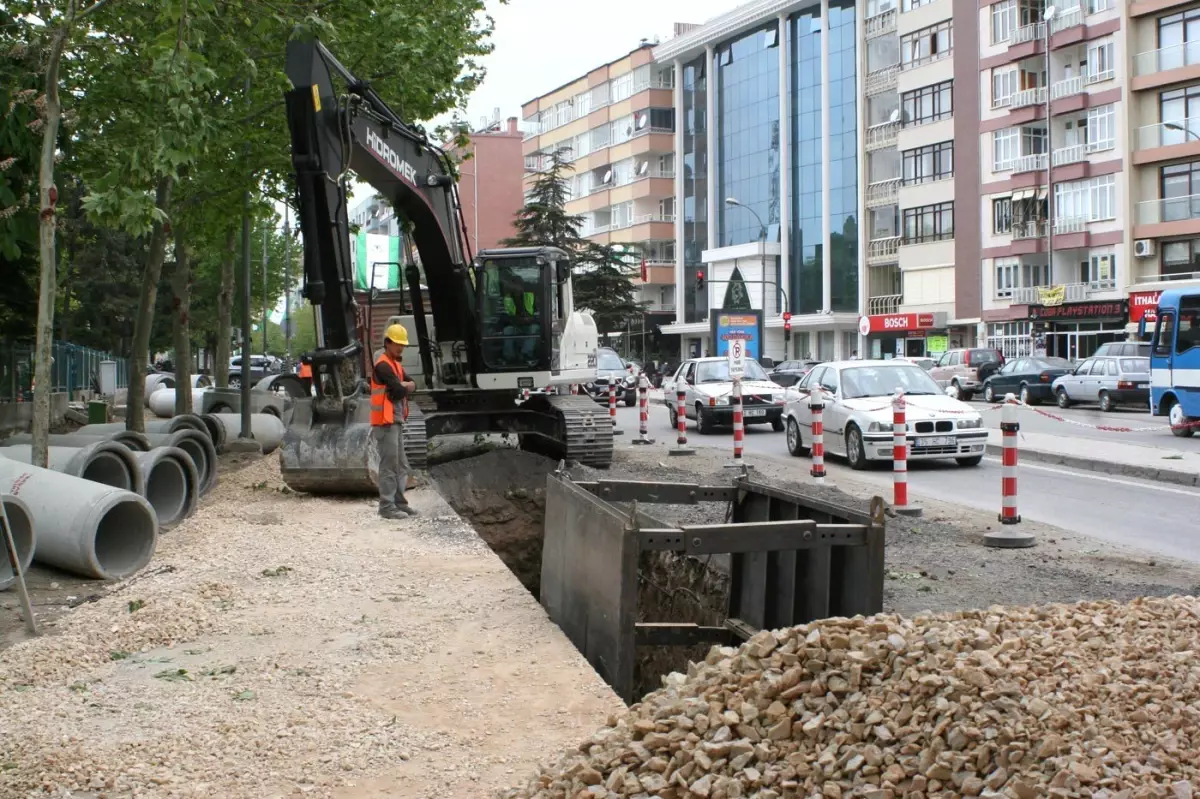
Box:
[379,505,408,520]
[393,502,419,517]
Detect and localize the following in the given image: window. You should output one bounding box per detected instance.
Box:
[992,68,1018,108]
[993,128,1020,171]
[901,80,953,126]
[994,197,1014,234]
[902,141,954,185]
[992,0,1017,44]
[1162,161,1200,214]
[1054,175,1115,222]
[1089,174,1116,220]
[1105,360,1119,377]
[1158,9,1200,72]
[993,257,1049,298]
[902,201,954,244]
[1086,105,1115,152]
[1155,313,1176,357]
[1177,296,1200,354]
[901,21,952,70]
[1081,249,1117,288]
[1086,39,1115,83]
[1160,87,1200,145]
[903,0,935,9]
[1162,238,1200,277]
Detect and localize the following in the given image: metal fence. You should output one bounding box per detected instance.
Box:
[0,341,129,402]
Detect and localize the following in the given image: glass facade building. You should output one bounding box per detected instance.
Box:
[682,56,709,324]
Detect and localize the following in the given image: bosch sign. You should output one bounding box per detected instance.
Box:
[1129,291,1161,323]
[860,313,938,334]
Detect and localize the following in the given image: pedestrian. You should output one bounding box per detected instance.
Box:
[370,324,418,520]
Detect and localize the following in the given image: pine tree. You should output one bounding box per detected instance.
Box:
[504,148,643,333]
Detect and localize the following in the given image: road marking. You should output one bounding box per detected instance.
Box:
[981,457,1200,497]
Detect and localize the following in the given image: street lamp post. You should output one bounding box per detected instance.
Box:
[725,197,779,358]
[1164,120,1200,142]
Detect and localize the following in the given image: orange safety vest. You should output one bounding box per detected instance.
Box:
[369,351,409,426]
[298,362,312,379]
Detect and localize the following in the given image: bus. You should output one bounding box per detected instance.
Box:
[1138,287,1200,437]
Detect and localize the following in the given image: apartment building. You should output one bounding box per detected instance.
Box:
[654,0,862,363]
[452,117,525,255]
[520,44,679,337]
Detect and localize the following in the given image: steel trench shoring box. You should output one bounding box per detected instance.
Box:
[539,471,886,702]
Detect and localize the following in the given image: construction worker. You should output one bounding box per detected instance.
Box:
[370,324,418,519]
[298,359,313,395]
[502,273,539,363]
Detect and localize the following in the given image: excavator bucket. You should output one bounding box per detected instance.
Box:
[279,399,428,495]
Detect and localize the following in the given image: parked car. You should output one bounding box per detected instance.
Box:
[228,354,280,388]
[660,357,786,434]
[782,360,987,469]
[1092,341,1150,358]
[1052,356,1151,412]
[580,347,638,406]
[767,359,819,387]
[929,348,1005,400]
[979,356,1074,405]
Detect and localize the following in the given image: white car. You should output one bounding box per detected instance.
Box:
[783,360,987,469]
[660,357,787,434]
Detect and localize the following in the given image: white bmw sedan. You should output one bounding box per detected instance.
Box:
[783,360,987,469]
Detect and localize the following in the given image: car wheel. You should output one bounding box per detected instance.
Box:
[950,380,963,400]
[955,455,983,467]
[697,404,715,435]
[984,384,996,404]
[228,376,241,390]
[1098,390,1115,413]
[624,391,637,407]
[771,416,785,432]
[786,417,808,456]
[845,424,868,471]
[1168,400,1195,438]
[1056,388,1072,409]
[1019,384,1037,406]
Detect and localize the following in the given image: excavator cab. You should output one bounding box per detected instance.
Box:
[475,247,568,373]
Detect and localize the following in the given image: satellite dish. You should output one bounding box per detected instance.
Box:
[603,170,613,184]
[636,114,649,130]
[638,162,650,176]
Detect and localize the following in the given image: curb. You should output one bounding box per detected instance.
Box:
[984,443,1200,488]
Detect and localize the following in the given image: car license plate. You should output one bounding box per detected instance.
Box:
[744,408,766,417]
[1138,383,1149,389]
[915,436,955,448]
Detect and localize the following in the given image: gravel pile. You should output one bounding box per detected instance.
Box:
[501,596,1200,799]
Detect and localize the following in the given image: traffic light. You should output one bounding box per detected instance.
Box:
[695,270,705,291]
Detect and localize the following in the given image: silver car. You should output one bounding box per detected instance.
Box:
[1051,356,1151,412]
[660,357,787,434]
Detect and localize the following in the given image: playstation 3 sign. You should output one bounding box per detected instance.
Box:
[365,128,419,187]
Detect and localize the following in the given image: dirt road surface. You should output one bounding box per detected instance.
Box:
[0,456,622,798]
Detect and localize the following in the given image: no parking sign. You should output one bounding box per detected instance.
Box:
[728,338,746,379]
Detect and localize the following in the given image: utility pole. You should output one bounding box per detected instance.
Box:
[284,206,292,361]
[262,222,269,357]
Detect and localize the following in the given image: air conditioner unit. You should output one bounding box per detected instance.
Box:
[1134,239,1156,258]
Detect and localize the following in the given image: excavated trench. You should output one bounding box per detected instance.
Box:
[430,445,731,699]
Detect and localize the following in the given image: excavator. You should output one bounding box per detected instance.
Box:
[279,38,613,494]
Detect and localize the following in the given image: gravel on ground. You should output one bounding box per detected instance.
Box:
[0,454,622,799]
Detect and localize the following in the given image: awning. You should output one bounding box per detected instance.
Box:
[1011,188,1034,203]
[1036,187,1049,203]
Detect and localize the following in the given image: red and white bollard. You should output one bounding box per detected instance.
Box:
[809,386,826,484]
[570,384,579,395]
[631,374,655,445]
[608,382,623,436]
[669,388,694,456]
[985,394,1035,548]
[725,377,746,468]
[891,390,921,516]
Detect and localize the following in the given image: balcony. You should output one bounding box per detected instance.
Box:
[1137,193,1200,225]
[1049,5,1083,34]
[1085,67,1115,86]
[1012,220,1047,241]
[1136,118,1200,150]
[867,236,901,264]
[866,178,901,208]
[865,8,896,39]
[1053,215,1087,234]
[1050,75,1083,101]
[868,294,902,315]
[1051,143,1086,166]
[1012,86,1047,110]
[865,121,899,151]
[1134,42,1200,77]
[1011,22,1044,45]
[1011,281,1114,305]
[1013,153,1048,173]
[865,65,900,96]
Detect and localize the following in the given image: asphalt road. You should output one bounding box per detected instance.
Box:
[609,401,1200,564]
[956,394,1185,448]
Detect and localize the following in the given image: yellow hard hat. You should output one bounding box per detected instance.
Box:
[384,323,410,346]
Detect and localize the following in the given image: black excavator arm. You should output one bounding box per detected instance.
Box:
[283,37,479,391]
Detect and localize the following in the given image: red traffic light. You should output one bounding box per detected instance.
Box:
[784,321,792,332]
[695,270,704,281]
[782,311,792,321]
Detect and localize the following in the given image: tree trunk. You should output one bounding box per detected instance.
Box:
[30,20,72,469]
[171,222,194,415]
[125,176,174,433]
[214,227,235,387]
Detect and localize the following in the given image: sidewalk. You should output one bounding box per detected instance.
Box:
[986,429,1200,487]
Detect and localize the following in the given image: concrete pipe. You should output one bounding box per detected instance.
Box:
[79,415,209,439]
[0,442,141,491]
[207,413,285,455]
[0,459,157,580]
[1,431,152,452]
[198,413,227,452]
[145,430,217,496]
[0,494,36,591]
[144,374,176,407]
[132,446,198,529]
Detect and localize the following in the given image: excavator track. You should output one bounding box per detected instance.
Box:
[544,393,613,469]
[402,405,429,472]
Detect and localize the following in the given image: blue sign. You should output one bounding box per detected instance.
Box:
[710,310,763,362]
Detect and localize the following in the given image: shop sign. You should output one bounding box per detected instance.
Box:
[1129,291,1161,323]
[1028,300,1128,321]
[859,312,937,334]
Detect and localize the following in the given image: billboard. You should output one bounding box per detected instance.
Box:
[710,310,763,361]
[351,232,403,290]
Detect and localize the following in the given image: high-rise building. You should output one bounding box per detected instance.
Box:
[654,0,863,362]
[452,116,526,255]
[521,43,680,351]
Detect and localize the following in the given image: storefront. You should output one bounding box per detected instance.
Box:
[1027,299,1129,360]
[858,312,949,359]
